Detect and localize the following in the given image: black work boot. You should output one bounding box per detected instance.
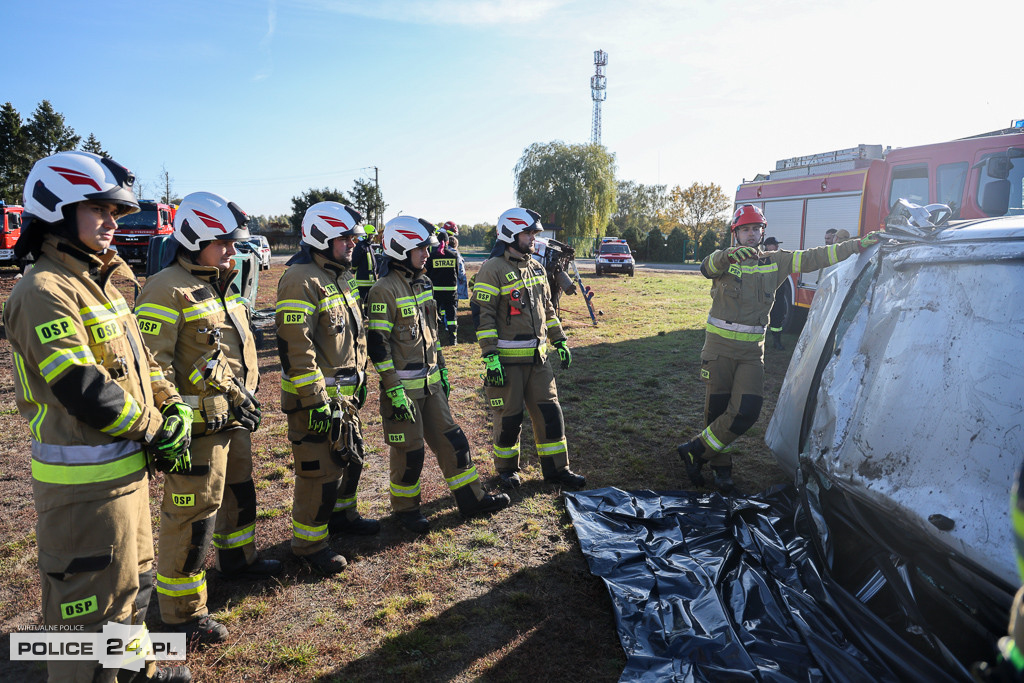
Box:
[712,466,736,494]
[463,492,511,518]
[220,557,283,580]
[329,513,382,536]
[677,440,707,488]
[147,666,192,682]
[544,468,586,490]
[396,510,431,534]
[294,547,347,576]
[496,470,522,489]
[171,614,228,647]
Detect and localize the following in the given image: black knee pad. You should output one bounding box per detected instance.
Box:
[314,482,339,523]
[444,427,471,469]
[498,412,524,447]
[136,568,155,617]
[537,402,565,440]
[729,394,763,435]
[402,448,425,485]
[183,516,215,574]
[706,393,730,426]
[228,480,257,526]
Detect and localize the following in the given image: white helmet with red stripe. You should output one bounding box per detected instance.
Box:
[23,150,139,224]
[496,207,542,243]
[301,202,364,250]
[173,191,250,251]
[381,215,438,260]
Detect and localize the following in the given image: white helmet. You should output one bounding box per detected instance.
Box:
[497,207,542,243]
[301,202,364,250]
[173,191,250,252]
[381,216,438,260]
[23,151,139,224]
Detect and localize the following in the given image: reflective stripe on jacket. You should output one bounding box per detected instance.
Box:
[276,252,367,412]
[365,265,443,398]
[135,255,257,423]
[4,236,179,493]
[472,249,565,365]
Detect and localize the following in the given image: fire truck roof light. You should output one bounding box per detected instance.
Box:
[1013,119,1024,129]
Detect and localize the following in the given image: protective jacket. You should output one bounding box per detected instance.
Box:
[5,236,180,492]
[700,239,861,360]
[351,239,377,306]
[366,262,445,398]
[425,244,458,297]
[135,255,258,432]
[473,249,566,365]
[276,251,368,412]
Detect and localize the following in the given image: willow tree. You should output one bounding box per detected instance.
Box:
[513,141,617,241]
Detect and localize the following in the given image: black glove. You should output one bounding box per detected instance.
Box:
[151,403,193,474]
[230,379,262,432]
[354,383,367,410]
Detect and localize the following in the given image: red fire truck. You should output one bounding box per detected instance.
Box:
[112,200,176,271]
[0,202,24,268]
[735,123,1024,315]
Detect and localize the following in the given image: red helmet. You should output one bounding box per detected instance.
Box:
[442,220,458,235]
[731,204,766,231]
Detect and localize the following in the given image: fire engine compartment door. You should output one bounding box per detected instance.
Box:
[801,194,863,287]
[565,486,964,682]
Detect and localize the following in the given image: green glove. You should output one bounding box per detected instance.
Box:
[308,403,332,434]
[386,386,416,422]
[440,367,451,399]
[553,340,572,369]
[726,246,758,263]
[482,353,504,387]
[858,231,883,251]
[354,383,368,410]
[151,402,193,474]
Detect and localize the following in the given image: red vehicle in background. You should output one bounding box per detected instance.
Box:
[735,123,1024,318]
[0,202,24,268]
[112,200,176,272]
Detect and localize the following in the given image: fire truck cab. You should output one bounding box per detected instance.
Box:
[112,200,176,272]
[0,202,24,268]
[735,124,1024,315]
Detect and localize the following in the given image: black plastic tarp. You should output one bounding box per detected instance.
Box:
[565,486,966,682]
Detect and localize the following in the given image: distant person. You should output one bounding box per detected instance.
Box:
[425,223,459,345]
[351,224,378,310]
[5,151,192,682]
[367,216,509,533]
[834,229,851,241]
[137,191,279,647]
[676,205,883,493]
[763,236,787,350]
[473,208,586,490]
[824,228,838,246]
[450,235,469,302]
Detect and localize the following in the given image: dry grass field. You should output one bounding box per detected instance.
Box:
[0,258,794,681]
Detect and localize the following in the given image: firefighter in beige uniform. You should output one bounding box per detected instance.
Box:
[5,152,192,682]
[676,204,883,492]
[276,202,380,576]
[473,208,585,491]
[136,192,279,646]
[367,216,510,533]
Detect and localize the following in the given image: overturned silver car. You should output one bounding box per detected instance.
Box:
[766,211,1024,666]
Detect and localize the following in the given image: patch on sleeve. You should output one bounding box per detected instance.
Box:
[504,271,517,282]
[399,305,416,318]
[90,319,124,344]
[728,264,741,278]
[370,303,388,314]
[138,318,162,335]
[283,312,305,325]
[476,292,492,302]
[36,316,76,344]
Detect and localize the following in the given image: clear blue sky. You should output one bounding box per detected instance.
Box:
[6,0,1019,226]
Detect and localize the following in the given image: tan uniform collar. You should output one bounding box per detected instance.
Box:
[311,250,352,279]
[175,254,237,289]
[41,235,134,283]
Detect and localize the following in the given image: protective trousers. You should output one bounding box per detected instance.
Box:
[435,292,458,344]
[485,361,569,478]
[287,410,364,556]
[156,428,257,624]
[382,390,486,514]
[34,479,157,682]
[698,355,764,467]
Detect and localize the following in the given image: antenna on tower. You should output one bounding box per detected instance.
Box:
[590,50,607,145]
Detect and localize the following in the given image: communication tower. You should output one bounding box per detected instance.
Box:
[590,50,608,145]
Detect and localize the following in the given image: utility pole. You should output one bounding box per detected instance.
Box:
[372,166,380,230]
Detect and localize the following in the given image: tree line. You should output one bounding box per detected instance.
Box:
[512,140,733,262]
